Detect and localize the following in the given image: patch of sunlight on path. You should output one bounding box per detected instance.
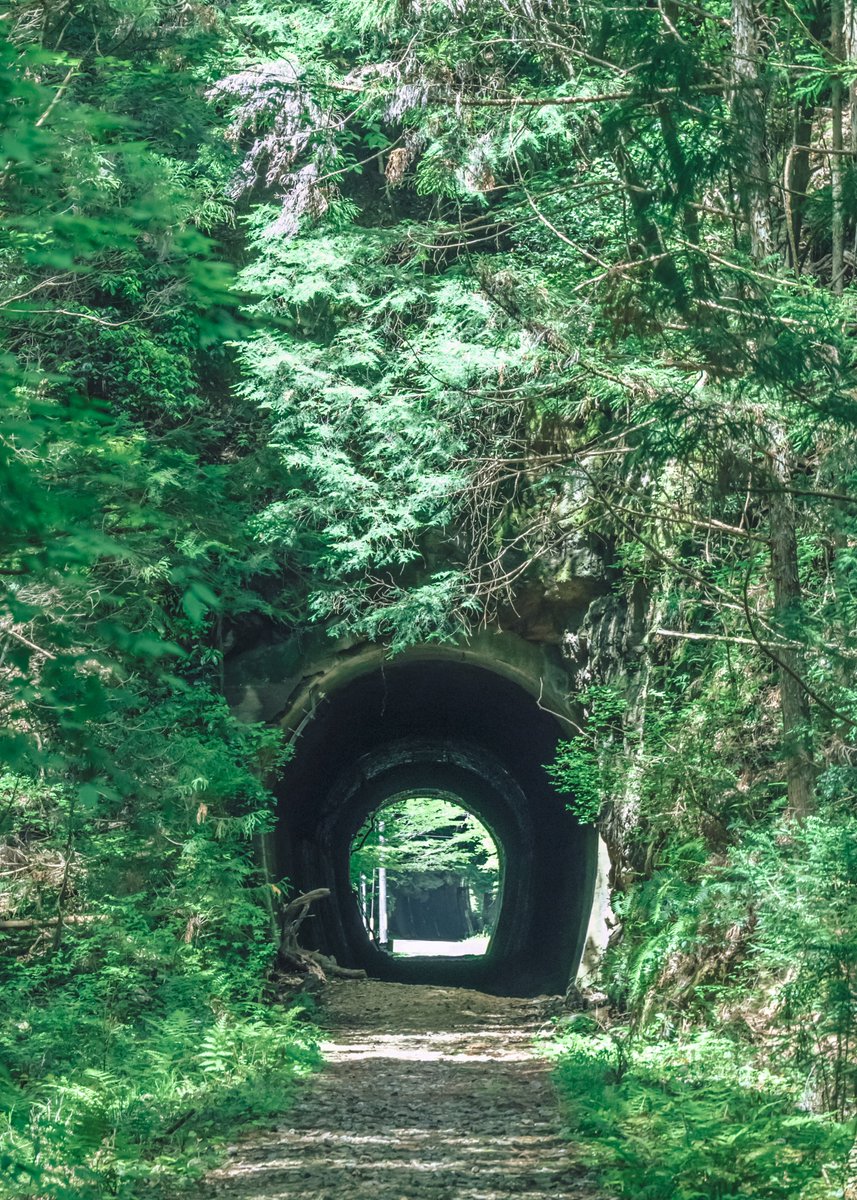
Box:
[391,936,490,957]
[195,980,590,1200]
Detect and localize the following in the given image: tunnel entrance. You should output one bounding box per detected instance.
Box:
[273,657,597,994]
[350,793,503,958]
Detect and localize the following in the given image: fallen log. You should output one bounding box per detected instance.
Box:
[0,914,103,930]
[277,888,366,980]
[277,887,331,977]
[307,950,367,979]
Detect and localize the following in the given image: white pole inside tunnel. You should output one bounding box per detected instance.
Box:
[378,820,389,947]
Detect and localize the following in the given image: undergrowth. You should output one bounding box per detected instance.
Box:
[0,925,320,1199]
[550,1028,852,1199]
[550,803,857,1198]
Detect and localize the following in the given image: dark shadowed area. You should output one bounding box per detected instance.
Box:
[274,661,597,994]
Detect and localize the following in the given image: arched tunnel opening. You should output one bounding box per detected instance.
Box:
[274,658,598,996]
[350,791,503,957]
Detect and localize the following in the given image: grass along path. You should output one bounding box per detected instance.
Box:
[195,980,591,1200]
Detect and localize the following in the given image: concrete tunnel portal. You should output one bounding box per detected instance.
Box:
[267,655,599,995]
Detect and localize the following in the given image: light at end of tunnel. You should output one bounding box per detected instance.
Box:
[350,793,503,960]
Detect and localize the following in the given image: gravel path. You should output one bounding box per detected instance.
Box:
[200,980,590,1200]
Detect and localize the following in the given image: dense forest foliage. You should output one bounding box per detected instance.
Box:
[3,0,857,1194]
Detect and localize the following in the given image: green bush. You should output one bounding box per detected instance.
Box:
[545,686,625,824]
[0,963,319,1200]
[551,1031,851,1200]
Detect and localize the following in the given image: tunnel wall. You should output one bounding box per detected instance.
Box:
[244,651,599,995]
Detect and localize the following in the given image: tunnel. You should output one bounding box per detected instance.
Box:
[272,657,598,995]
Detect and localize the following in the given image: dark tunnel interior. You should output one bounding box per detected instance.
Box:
[274,660,597,995]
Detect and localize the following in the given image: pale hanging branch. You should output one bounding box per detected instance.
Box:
[0,624,56,660]
[654,628,800,648]
[5,308,138,328]
[0,275,74,309]
[571,252,672,293]
[455,82,742,108]
[34,63,78,128]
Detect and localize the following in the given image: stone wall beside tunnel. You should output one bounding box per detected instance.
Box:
[228,638,601,996]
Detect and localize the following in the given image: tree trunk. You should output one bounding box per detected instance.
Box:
[848,0,857,152]
[610,134,689,311]
[832,0,845,293]
[767,428,815,820]
[786,101,815,268]
[731,0,775,259]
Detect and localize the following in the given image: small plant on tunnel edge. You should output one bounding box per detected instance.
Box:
[545,738,602,824]
[545,686,625,825]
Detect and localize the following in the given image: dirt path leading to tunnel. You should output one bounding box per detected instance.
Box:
[200,980,590,1200]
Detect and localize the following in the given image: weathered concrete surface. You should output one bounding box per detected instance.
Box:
[225,628,585,733]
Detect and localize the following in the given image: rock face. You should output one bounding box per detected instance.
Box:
[225,568,637,994]
[562,580,654,888]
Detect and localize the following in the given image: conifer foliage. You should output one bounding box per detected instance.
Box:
[3,0,857,1195]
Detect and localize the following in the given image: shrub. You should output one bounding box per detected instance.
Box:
[551,1031,851,1200]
